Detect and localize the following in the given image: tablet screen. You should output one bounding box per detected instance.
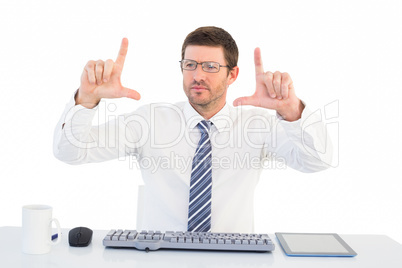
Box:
[275,233,357,257]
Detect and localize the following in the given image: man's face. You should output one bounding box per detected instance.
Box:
[182,45,237,111]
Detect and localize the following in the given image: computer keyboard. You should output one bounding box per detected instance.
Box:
[103,229,275,252]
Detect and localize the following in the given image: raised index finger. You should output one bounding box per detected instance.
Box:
[115,38,129,68]
[254,47,264,75]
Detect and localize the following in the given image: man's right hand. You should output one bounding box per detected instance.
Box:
[75,38,141,108]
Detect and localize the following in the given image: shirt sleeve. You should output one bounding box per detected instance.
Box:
[53,92,140,165]
[264,102,333,173]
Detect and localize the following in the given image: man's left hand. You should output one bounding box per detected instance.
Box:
[233,48,304,121]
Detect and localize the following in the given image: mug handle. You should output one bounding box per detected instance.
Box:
[48,218,61,245]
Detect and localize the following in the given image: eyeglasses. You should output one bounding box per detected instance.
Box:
[180,59,230,73]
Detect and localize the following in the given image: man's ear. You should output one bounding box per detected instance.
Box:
[227,66,239,86]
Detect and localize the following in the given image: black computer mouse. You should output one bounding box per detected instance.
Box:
[69,226,93,247]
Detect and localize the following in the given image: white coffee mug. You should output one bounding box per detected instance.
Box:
[22,204,61,254]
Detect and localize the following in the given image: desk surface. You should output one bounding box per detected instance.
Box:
[2,226,401,268]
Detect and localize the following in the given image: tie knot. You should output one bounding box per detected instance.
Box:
[197,120,211,134]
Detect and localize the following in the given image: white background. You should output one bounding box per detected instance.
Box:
[1,0,401,244]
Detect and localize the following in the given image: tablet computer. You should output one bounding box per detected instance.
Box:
[275,232,357,257]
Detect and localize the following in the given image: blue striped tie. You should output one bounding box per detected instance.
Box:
[187,120,212,232]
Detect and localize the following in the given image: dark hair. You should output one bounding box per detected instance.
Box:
[181,26,239,71]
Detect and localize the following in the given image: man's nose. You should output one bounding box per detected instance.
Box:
[193,65,207,82]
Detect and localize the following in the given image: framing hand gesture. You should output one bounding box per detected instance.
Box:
[76,38,141,108]
[233,48,304,121]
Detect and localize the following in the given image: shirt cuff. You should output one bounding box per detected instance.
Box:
[276,100,322,142]
[276,100,306,125]
[62,90,98,124]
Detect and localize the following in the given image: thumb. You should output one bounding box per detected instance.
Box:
[233,96,259,107]
[122,87,141,100]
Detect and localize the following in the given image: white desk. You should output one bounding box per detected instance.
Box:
[2,226,401,268]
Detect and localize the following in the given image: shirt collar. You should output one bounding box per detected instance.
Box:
[183,101,230,133]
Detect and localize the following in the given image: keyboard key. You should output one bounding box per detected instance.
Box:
[105,230,116,240]
[138,234,145,240]
[146,234,153,240]
[153,235,161,240]
[163,232,174,241]
[106,229,116,236]
[119,231,129,241]
[128,231,137,240]
[112,230,123,241]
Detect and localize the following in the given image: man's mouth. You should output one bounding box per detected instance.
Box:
[191,86,208,91]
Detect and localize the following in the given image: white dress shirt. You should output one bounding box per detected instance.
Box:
[53,95,332,233]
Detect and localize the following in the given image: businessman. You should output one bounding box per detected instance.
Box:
[54,26,331,233]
